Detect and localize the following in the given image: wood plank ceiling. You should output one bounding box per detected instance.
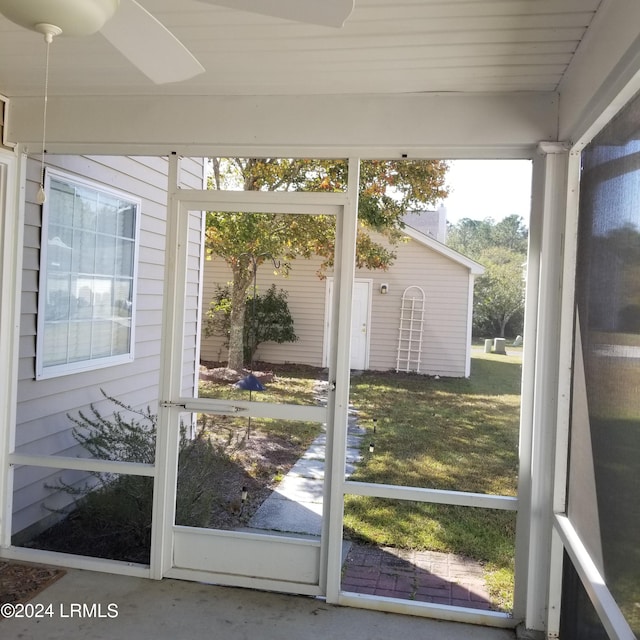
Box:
[0,0,602,98]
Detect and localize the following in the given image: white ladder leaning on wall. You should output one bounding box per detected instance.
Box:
[396,286,426,373]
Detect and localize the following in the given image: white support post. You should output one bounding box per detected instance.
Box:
[0,149,24,550]
[520,143,570,631]
[324,157,359,603]
[150,154,186,579]
[545,148,582,638]
[512,151,543,622]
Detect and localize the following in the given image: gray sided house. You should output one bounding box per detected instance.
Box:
[12,154,205,540]
[200,218,483,378]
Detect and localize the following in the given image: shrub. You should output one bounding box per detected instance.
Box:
[204,283,297,361]
[43,392,221,561]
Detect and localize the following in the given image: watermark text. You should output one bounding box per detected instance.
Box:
[1,602,119,619]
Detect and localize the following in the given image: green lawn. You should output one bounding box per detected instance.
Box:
[345,351,522,611]
[199,365,324,447]
[348,352,521,495]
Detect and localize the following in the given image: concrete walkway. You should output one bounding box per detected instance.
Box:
[248,380,365,536]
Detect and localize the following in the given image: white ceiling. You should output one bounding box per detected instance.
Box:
[0,0,602,99]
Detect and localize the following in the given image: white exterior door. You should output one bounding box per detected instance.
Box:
[325,279,371,370]
[349,281,370,369]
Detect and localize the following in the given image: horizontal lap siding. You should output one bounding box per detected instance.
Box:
[183,209,205,396]
[201,255,327,367]
[13,154,205,537]
[366,236,470,377]
[257,257,327,366]
[201,232,472,377]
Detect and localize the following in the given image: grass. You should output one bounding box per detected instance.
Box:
[199,364,324,447]
[345,350,523,610]
[348,352,521,495]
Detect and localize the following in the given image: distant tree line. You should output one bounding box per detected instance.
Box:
[447,215,528,338]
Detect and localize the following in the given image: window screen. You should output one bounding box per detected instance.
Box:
[562,89,640,637]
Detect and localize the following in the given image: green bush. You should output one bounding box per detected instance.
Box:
[205,283,297,361]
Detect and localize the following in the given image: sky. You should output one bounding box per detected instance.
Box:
[439,159,533,226]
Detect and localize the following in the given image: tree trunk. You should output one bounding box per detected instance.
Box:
[227,266,252,371]
[499,314,511,338]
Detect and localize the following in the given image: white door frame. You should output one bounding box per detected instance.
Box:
[323,277,372,370]
[155,159,525,630]
[151,156,359,597]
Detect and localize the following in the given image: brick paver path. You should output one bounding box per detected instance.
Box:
[341,544,494,610]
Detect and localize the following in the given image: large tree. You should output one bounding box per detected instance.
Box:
[206,158,449,370]
[447,214,528,337]
[473,247,525,337]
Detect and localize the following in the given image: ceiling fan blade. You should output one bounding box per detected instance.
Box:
[100,0,205,84]
[202,0,354,28]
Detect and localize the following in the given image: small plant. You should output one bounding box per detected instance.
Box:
[67,391,157,465]
[246,284,298,361]
[40,392,221,562]
[175,433,225,528]
[204,284,233,340]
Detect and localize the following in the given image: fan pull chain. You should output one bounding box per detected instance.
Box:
[36,34,53,205]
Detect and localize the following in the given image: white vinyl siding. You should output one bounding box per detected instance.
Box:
[12,154,205,538]
[366,236,471,377]
[200,255,326,367]
[200,231,475,378]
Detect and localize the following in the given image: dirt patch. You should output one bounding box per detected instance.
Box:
[0,561,66,607]
[199,365,274,385]
[190,428,309,531]
[195,361,326,529]
[200,360,325,382]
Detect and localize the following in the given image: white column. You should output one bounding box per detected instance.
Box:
[324,158,359,602]
[519,142,570,631]
[544,148,581,638]
[0,149,24,549]
[150,154,185,579]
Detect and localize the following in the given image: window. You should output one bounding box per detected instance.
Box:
[36,168,140,379]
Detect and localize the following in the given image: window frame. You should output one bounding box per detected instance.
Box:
[35,167,141,380]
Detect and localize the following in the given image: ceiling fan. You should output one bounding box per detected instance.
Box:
[0,0,355,84]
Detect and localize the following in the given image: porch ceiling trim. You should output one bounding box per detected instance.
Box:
[7,93,558,158]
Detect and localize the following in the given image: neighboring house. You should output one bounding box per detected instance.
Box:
[200,218,483,378]
[11,154,205,540]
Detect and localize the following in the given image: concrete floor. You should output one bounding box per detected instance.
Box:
[2,568,517,640]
